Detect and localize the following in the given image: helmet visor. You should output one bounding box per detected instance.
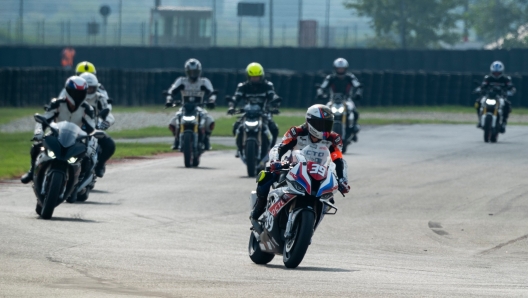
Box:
[186,69,201,79]
[308,117,334,133]
[87,86,97,95]
[67,88,87,105]
[335,67,347,75]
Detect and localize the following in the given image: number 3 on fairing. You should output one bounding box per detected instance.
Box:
[309,163,326,176]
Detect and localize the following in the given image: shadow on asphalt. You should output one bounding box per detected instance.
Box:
[175,166,217,170]
[47,217,98,223]
[90,189,111,194]
[76,201,119,206]
[264,264,356,272]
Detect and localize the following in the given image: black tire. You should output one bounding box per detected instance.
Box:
[35,203,42,215]
[248,232,275,265]
[183,132,193,168]
[491,130,499,143]
[283,210,315,269]
[483,115,492,143]
[41,172,64,220]
[76,187,90,202]
[245,140,258,177]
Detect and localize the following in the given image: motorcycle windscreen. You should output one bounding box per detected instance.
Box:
[300,145,332,180]
[54,121,87,147]
[244,103,262,118]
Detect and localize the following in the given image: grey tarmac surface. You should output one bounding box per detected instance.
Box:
[1,124,528,297]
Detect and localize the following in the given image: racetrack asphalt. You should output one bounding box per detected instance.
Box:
[1,124,528,297]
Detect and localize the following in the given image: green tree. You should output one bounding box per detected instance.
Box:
[467,0,528,48]
[344,0,465,49]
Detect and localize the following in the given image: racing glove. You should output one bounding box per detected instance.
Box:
[338,178,350,194]
[98,120,110,130]
[227,108,236,115]
[269,161,283,174]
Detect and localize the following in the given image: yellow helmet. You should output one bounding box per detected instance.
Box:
[75,61,97,75]
[246,62,264,77]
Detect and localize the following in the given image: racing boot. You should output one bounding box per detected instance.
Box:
[500,120,507,133]
[250,194,267,221]
[203,132,211,151]
[94,163,106,178]
[20,164,34,184]
[171,137,179,150]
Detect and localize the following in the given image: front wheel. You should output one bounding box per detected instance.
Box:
[483,115,492,143]
[283,210,315,268]
[245,140,258,177]
[41,172,64,219]
[248,232,275,265]
[182,133,193,168]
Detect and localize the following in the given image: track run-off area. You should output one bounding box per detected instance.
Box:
[1,124,528,297]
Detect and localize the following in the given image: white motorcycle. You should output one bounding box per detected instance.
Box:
[248,144,341,268]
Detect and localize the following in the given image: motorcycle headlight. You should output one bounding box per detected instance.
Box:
[331,107,345,113]
[68,157,78,164]
[485,99,497,105]
[182,116,196,122]
[47,150,56,159]
[245,121,259,127]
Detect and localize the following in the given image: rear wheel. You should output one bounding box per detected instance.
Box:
[283,210,315,268]
[41,172,64,219]
[245,140,258,177]
[183,133,193,168]
[248,232,275,265]
[76,187,90,202]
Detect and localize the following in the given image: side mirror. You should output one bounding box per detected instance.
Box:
[99,108,110,120]
[270,97,283,105]
[34,114,48,124]
[91,130,107,139]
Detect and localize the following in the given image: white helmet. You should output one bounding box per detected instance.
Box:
[490,61,504,78]
[64,76,88,107]
[306,104,334,140]
[333,58,349,75]
[79,72,99,100]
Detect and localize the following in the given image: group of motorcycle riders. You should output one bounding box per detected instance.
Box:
[20,57,516,223]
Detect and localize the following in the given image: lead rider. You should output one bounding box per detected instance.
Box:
[250,104,351,222]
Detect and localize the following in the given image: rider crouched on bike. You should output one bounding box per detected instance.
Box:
[21,76,96,184]
[474,61,515,132]
[317,58,362,141]
[249,104,351,222]
[228,62,280,158]
[165,59,216,150]
[79,72,116,178]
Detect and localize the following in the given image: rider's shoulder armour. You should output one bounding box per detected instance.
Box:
[326,131,343,147]
[47,98,66,111]
[285,124,308,139]
[81,102,95,118]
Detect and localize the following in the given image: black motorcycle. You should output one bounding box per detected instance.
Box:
[478,87,505,143]
[32,114,106,219]
[228,98,281,177]
[165,90,217,168]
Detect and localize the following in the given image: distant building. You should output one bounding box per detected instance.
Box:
[150,6,212,47]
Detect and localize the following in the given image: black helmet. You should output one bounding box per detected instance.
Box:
[306,104,334,140]
[185,59,202,82]
[64,76,88,107]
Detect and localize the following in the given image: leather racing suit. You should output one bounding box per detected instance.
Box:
[251,123,349,220]
[166,76,216,150]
